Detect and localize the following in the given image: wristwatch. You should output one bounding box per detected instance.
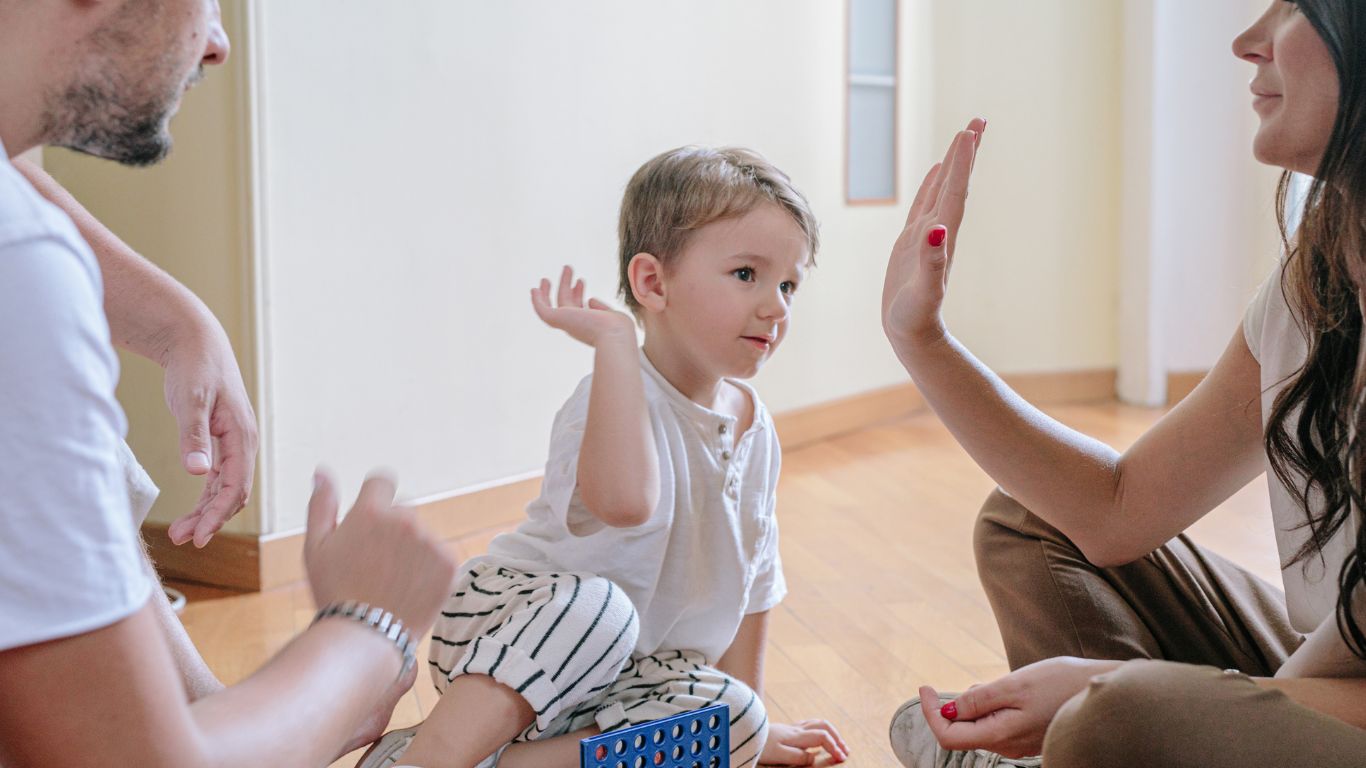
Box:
[313,600,417,681]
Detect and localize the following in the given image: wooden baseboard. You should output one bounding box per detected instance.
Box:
[148,368,1117,591]
[1166,371,1208,406]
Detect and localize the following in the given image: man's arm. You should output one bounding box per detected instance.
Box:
[13,157,258,548]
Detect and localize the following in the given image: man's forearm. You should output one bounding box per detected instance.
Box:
[140,548,224,700]
[13,158,217,366]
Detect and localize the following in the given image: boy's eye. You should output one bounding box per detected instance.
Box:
[780,281,797,296]
[733,267,755,282]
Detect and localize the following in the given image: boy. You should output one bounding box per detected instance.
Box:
[363,147,848,768]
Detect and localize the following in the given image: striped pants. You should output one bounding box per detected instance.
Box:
[430,565,769,767]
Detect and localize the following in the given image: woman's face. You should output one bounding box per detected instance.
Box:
[1233,1,1340,175]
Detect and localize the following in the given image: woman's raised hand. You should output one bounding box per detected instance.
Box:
[530,266,637,348]
[882,118,987,355]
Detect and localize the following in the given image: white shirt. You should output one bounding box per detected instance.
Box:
[1244,259,1360,633]
[475,351,787,663]
[0,145,152,651]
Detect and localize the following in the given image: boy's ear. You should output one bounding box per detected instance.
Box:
[627,252,667,313]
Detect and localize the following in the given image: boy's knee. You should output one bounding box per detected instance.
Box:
[1044,660,1220,766]
[558,576,640,636]
[717,677,769,763]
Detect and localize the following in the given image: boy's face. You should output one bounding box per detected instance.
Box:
[657,203,810,380]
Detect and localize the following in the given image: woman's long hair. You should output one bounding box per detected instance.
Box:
[1265,0,1366,658]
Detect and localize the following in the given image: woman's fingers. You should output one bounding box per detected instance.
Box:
[906,162,943,227]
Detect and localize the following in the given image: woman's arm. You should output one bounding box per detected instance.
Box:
[531,267,659,527]
[883,123,1265,566]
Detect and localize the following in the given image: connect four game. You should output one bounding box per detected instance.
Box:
[580,704,730,768]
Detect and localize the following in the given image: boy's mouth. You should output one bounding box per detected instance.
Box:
[742,335,772,351]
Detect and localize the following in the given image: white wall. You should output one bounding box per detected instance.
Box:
[1119,0,1283,404]
[249,1,1129,533]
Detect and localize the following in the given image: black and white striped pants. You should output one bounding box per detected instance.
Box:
[430,565,769,767]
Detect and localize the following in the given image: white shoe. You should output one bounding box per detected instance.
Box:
[889,695,1042,768]
[356,727,416,768]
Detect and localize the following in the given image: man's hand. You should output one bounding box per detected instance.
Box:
[163,323,258,548]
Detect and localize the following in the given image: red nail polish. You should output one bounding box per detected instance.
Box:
[940,701,958,720]
[927,227,948,248]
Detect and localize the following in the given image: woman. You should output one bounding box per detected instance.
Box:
[882,1,1366,765]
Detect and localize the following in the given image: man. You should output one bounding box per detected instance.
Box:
[0,3,456,765]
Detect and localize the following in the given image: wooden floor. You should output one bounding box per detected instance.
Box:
[174,402,1280,768]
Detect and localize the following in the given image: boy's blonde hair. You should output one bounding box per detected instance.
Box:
[617,146,819,313]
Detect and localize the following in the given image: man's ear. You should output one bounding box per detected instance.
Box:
[627,252,667,313]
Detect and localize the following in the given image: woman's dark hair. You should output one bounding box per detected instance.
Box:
[1265,0,1366,658]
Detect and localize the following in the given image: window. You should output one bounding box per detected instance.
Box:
[846,0,898,204]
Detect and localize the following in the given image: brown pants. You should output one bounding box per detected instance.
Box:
[975,489,1366,766]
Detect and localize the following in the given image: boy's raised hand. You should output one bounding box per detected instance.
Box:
[530,265,636,347]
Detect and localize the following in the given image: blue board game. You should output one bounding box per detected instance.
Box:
[580,704,730,768]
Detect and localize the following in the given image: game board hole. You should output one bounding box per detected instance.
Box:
[708,735,719,749]
[671,723,683,739]
[653,729,664,745]
[595,744,608,760]
[690,720,701,735]
[634,734,646,749]
[653,750,665,765]
[708,714,720,730]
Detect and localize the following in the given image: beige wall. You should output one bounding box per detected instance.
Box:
[47,1,1267,537]
[44,0,259,534]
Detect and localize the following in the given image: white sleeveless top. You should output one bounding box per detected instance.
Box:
[1244,260,1361,633]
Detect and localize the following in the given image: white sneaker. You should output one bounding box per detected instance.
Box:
[888,695,1042,768]
[356,727,417,768]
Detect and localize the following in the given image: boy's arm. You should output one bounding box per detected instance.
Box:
[719,611,851,764]
[531,267,659,527]
[718,610,769,694]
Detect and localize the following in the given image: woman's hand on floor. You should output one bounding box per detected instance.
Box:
[918,657,1123,759]
[760,719,849,764]
[881,117,986,357]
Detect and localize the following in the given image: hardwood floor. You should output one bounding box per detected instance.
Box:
[173,402,1279,767]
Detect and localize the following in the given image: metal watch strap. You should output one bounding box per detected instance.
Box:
[313,600,417,681]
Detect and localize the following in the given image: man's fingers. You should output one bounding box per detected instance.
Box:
[304,469,340,554]
[353,472,399,517]
[176,393,214,476]
[167,511,201,545]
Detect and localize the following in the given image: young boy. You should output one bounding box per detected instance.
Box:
[362,147,848,768]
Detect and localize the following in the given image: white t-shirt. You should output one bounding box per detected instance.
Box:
[474,351,787,663]
[0,146,152,651]
[1244,259,1361,633]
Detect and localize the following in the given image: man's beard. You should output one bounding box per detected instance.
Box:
[42,66,196,168]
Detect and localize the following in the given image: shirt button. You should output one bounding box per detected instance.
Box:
[721,450,731,461]
[719,424,728,435]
